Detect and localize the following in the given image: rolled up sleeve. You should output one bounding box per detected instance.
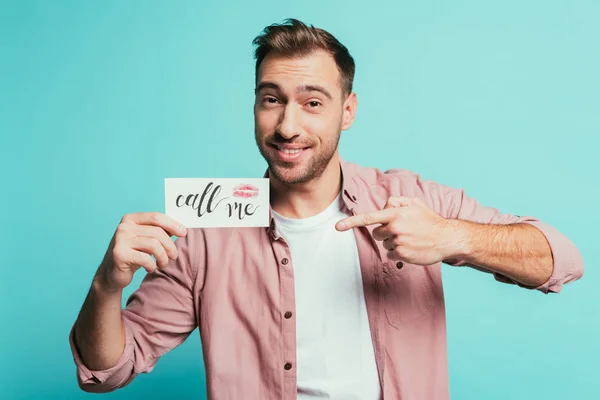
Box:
[69,230,202,392]
[418,177,584,294]
[518,220,584,293]
[69,323,137,392]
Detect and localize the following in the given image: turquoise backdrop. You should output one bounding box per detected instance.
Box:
[1,0,598,399]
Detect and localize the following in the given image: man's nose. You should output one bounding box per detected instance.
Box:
[276,104,300,139]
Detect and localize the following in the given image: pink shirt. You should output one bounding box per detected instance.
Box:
[69,160,584,399]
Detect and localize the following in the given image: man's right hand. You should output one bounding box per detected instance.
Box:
[96,212,188,292]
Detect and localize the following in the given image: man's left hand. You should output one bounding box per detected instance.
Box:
[335,196,463,266]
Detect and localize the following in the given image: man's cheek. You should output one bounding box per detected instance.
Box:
[258,114,278,130]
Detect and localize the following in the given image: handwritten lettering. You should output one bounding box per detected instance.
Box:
[226,202,259,219]
[175,181,259,220]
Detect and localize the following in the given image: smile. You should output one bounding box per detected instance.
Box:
[271,144,310,162]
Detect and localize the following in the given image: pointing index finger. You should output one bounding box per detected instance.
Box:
[335,208,397,231]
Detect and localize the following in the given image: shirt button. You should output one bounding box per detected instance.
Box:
[396,261,404,269]
[284,311,292,319]
[281,258,289,265]
[284,362,292,370]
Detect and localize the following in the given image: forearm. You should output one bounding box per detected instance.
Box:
[446,220,553,287]
[74,268,127,371]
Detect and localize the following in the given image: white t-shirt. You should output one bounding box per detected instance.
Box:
[272,193,381,400]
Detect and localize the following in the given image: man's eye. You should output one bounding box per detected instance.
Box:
[308,101,321,108]
[264,97,278,104]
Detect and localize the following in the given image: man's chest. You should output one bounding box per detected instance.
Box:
[200,228,441,329]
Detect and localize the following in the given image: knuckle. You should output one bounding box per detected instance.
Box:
[155,242,167,257]
[116,223,129,235]
[151,241,166,256]
[149,226,165,241]
[389,221,401,233]
[121,214,130,223]
[151,212,162,224]
[150,238,162,252]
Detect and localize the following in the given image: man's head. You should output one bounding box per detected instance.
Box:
[252,19,357,185]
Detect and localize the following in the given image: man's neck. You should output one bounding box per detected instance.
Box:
[269,157,343,219]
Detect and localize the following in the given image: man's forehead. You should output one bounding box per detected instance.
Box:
[257,51,341,91]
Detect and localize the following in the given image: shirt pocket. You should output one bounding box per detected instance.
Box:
[381,261,436,329]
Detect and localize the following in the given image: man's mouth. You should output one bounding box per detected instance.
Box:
[270,143,311,162]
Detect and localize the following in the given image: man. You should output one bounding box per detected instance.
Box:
[70,19,584,399]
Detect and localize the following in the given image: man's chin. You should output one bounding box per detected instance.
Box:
[270,167,307,185]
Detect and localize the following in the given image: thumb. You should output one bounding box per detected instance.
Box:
[384,196,412,209]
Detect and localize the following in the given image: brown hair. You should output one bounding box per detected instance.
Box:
[252,18,355,97]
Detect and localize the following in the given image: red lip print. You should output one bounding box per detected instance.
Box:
[233,184,259,199]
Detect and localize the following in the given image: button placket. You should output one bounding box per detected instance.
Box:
[273,241,297,392]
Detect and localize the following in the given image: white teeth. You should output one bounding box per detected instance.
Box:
[282,148,302,154]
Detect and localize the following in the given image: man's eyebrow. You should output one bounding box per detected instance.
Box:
[255,82,333,100]
[255,81,281,93]
[298,84,333,100]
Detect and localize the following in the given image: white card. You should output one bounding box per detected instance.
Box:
[164,178,270,228]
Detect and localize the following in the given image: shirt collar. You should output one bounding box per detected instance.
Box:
[265,158,359,239]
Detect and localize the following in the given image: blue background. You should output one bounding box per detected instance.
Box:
[1,1,598,399]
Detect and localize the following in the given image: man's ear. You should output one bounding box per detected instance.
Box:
[341,92,357,131]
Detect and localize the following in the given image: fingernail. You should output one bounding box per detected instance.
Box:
[337,222,345,230]
[179,225,187,234]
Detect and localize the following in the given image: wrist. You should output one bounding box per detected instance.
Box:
[93,264,123,297]
[441,218,473,260]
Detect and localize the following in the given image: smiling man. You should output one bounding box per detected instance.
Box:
[70,19,584,399]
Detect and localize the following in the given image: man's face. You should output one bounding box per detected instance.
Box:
[254,50,356,185]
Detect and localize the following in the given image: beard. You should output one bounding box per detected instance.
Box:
[255,126,342,185]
